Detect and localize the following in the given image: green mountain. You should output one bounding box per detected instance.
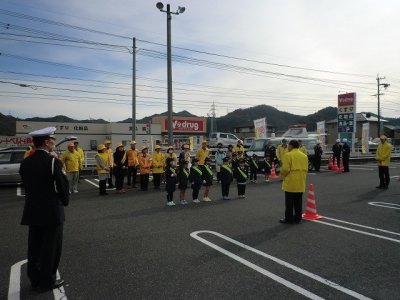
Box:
[214,105,337,132]
[0,113,17,136]
[120,110,198,124]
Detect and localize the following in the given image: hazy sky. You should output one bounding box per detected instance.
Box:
[1,0,399,121]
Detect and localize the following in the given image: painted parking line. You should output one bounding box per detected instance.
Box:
[8,260,68,300]
[311,217,400,243]
[16,186,24,197]
[368,202,400,210]
[191,231,372,300]
[84,178,99,188]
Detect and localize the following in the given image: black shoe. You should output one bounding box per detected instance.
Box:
[38,279,65,293]
[382,185,388,189]
[376,185,384,189]
[294,220,302,224]
[279,219,293,224]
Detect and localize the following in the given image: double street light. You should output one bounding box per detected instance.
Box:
[156,2,185,147]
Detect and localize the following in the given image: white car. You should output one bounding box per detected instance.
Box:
[0,147,26,184]
[209,132,240,147]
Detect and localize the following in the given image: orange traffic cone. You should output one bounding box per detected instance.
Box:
[328,156,333,170]
[270,162,280,179]
[336,162,344,173]
[332,160,338,171]
[302,184,322,220]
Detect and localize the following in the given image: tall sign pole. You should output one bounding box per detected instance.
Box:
[132,37,136,140]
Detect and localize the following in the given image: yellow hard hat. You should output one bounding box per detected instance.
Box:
[104,140,111,144]
[115,143,124,149]
[97,144,106,151]
[380,135,387,140]
[130,140,136,145]
[141,145,148,151]
[155,145,161,150]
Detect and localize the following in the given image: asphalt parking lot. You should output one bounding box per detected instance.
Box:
[1,162,400,300]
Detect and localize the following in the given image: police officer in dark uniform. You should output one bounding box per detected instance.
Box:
[19,127,69,292]
[313,141,323,172]
[341,138,351,172]
[264,140,276,165]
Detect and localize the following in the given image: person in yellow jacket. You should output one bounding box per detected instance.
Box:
[126,140,139,188]
[139,146,152,191]
[95,144,111,195]
[298,140,308,155]
[375,135,392,189]
[61,143,81,194]
[152,145,165,189]
[276,139,289,168]
[104,140,114,189]
[233,140,245,153]
[73,141,84,181]
[196,141,209,166]
[279,140,308,224]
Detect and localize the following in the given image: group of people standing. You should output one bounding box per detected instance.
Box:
[331,138,351,172]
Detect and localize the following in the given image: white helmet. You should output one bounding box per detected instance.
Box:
[342,138,348,142]
[336,139,340,143]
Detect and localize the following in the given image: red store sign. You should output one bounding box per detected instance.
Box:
[164,119,205,133]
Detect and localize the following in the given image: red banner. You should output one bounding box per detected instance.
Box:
[164,119,205,133]
[338,93,355,106]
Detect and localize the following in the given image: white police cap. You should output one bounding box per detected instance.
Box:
[29,127,57,139]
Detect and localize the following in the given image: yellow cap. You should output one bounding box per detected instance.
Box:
[130,140,136,145]
[155,145,161,150]
[97,144,106,151]
[104,140,111,144]
[141,145,148,151]
[115,143,124,149]
[380,135,387,140]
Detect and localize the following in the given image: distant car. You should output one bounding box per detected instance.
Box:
[0,148,26,184]
[243,137,255,148]
[247,137,318,171]
[0,136,78,184]
[209,132,240,147]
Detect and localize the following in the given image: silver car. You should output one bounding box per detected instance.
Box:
[0,147,26,184]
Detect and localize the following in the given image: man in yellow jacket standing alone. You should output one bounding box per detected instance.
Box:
[375,135,392,189]
[279,140,308,224]
[61,143,81,194]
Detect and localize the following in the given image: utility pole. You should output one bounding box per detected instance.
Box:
[156,2,185,146]
[131,37,136,140]
[209,100,216,134]
[376,75,390,137]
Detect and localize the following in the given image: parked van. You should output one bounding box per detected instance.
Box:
[247,137,319,171]
[209,132,240,147]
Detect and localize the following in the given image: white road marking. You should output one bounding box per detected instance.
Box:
[312,220,400,244]
[368,202,400,210]
[321,216,400,236]
[8,259,68,300]
[347,166,374,171]
[16,186,24,197]
[390,175,399,179]
[84,178,99,188]
[8,260,27,300]
[53,270,67,300]
[191,231,372,300]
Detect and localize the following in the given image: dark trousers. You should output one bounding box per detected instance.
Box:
[127,166,137,187]
[314,156,321,171]
[250,170,257,181]
[343,155,349,172]
[167,192,174,202]
[153,173,161,188]
[333,155,341,168]
[216,172,221,182]
[192,187,200,200]
[140,174,149,190]
[378,166,390,187]
[221,182,230,197]
[99,179,107,195]
[107,167,114,188]
[237,184,246,196]
[114,168,125,190]
[27,225,63,288]
[285,192,303,223]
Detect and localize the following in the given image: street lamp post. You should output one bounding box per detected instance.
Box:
[376,75,390,137]
[156,2,185,147]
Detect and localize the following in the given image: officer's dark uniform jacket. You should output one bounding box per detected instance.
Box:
[342,143,350,158]
[20,149,69,226]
